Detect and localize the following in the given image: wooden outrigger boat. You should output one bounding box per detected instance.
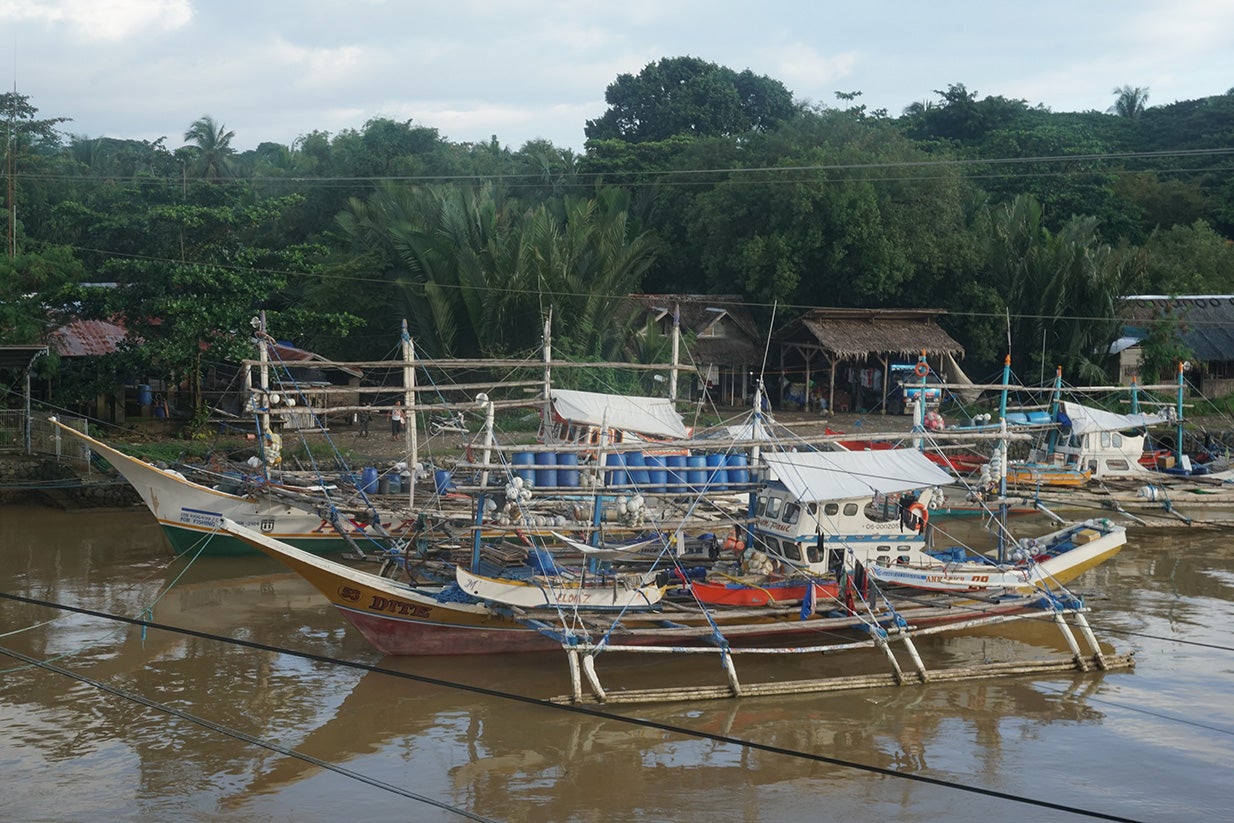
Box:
[216,517,1132,705]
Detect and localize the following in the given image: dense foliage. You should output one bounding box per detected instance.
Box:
[3,65,1234,410]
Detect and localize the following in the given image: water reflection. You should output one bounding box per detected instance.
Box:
[3,508,1233,820]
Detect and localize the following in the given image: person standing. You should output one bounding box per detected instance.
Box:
[359,402,371,438]
[390,401,405,439]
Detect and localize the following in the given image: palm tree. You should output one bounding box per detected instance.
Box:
[1109,86,1150,119]
[183,115,236,181]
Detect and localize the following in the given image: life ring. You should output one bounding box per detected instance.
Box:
[906,501,929,533]
[914,361,929,378]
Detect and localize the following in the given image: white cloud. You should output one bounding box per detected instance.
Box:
[0,0,192,41]
[771,44,860,98]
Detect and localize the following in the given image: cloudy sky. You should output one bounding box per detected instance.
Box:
[4,0,1233,152]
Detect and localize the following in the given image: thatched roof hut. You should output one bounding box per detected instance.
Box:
[779,308,964,412]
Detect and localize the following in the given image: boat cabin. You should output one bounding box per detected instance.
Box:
[752,450,956,575]
[1031,401,1171,480]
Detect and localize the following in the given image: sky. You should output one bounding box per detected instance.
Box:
[3,0,1233,153]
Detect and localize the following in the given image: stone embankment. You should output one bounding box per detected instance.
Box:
[0,453,141,509]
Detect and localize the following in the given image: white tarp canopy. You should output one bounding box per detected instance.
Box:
[762,449,955,503]
[550,389,688,440]
[1061,401,1171,436]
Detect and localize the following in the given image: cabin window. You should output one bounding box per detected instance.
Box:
[806,503,817,516]
[897,555,912,565]
[823,503,839,516]
[756,495,768,516]
[1105,459,1130,471]
[843,503,859,516]
[782,502,801,524]
[805,543,822,563]
[1101,432,1112,448]
[876,555,891,566]
[766,497,783,518]
[1112,433,1123,447]
[783,542,802,562]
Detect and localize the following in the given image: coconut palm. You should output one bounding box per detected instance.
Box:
[1109,86,1150,119]
[183,115,236,181]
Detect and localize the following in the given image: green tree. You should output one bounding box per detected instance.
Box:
[585,56,797,143]
[1142,220,1234,293]
[1110,86,1150,119]
[182,115,236,181]
[0,246,85,344]
[979,195,1145,381]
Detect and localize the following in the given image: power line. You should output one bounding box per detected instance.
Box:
[0,590,1146,821]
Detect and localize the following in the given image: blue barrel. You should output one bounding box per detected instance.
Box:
[512,451,536,484]
[645,454,667,493]
[726,453,750,485]
[705,453,728,490]
[625,451,648,487]
[686,455,707,490]
[360,467,379,494]
[605,452,627,488]
[535,450,558,488]
[388,472,402,494]
[138,384,152,406]
[557,452,580,487]
[666,455,687,491]
[378,475,391,495]
[434,469,456,494]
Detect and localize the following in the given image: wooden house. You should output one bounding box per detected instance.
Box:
[626,294,763,406]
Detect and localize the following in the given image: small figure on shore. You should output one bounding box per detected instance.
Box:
[359,402,371,438]
[390,401,405,439]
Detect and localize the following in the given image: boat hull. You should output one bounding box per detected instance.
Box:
[218,519,1047,656]
[54,421,394,556]
[869,520,1126,593]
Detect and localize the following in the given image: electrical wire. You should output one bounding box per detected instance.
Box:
[0,589,1151,821]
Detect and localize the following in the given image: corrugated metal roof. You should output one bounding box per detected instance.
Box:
[48,319,129,357]
[1121,296,1234,361]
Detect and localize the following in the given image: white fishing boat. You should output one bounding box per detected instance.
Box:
[753,449,1126,594]
[52,419,407,556]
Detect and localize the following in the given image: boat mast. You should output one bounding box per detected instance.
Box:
[542,309,553,427]
[1045,365,1063,456]
[1176,360,1186,467]
[996,354,1011,561]
[470,395,496,571]
[402,319,417,508]
[912,349,927,450]
[669,303,680,403]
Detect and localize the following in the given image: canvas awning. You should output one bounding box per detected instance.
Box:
[1061,402,1171,436]
[763,449,955,503]
[550,389,688,439]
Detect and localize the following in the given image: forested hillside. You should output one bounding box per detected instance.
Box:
[4,57,1233,408]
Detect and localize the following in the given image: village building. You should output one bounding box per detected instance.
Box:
[625,294,763,406]
[1112,295,1234,398]
[776,308,968,414]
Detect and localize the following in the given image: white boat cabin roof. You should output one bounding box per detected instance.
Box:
[1061,401,1171,436]
[762,449,955,503]
[550,388,688,440]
